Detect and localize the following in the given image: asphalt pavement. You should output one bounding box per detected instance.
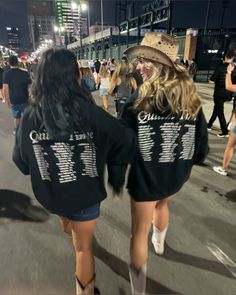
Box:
[0,83,235,295]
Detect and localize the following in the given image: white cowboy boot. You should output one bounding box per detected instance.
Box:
[76,275,95,295]
[151,224,168,255]
[128,263,147,295]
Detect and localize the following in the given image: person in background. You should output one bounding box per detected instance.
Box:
[129,58,143,89]
[19,62,27,71]
[185,59,189,70]
[2,60,10,74]
[88,60,95,73]
[109,60,137,117]
[121,32,208,295]
[2,55,31,133]
[213,62,236,176]
[188,58,198,82]
[30,58,38,80]
[80,60,96,92]
[207,49,236,137]
[13,48,136,295]
[97,63,110,112]
[94,58,101,74]
[0,62,3,101]
[109,58,116,77]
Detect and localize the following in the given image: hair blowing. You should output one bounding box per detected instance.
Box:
[134,60,201,119]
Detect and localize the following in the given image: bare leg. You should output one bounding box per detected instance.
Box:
[222,133,236,170]
[153,196,171,231]
[71,220,96,288]
[60,217,72,235]
[102,95,109,112]
[130,198,157,269]
[14,118,20,129]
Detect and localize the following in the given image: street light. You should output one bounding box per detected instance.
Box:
[54,25,65,46]
[71,1,89,59]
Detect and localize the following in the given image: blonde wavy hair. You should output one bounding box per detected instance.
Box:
[99,64,109,78]
[111,60,131,84]
[135,59,201,119]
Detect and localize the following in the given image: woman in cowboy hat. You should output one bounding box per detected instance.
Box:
[121,32,209,295]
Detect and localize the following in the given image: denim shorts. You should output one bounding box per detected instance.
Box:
[100,88,109,96]
[60,203,100,222]
[230,122,236,136]
[11,102,28,119]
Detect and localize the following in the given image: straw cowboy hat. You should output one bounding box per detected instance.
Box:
[80,60,89,68]
[123,32,179,68]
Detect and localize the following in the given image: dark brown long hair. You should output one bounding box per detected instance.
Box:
[31,48,95,140]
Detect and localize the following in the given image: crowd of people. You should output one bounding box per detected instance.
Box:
[0,32,235,295]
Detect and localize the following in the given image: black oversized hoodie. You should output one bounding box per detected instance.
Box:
[121,95,209,201]
[13,99,136,214]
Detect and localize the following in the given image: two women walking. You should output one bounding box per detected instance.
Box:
[13,32,208,295]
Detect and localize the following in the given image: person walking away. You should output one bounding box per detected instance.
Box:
[213,62,236,176]
[109,58,116,77]
[2,55,31,134]
[13,48,136,295]
[97,64,110,111]
[121,32,209,295]
[94,59,101,74]
[109,60,137,117]
[207,49,236,137]
[188,59,197,82]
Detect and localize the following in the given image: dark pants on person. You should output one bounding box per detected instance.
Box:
[117,97,127,118]
[208,97,228,134]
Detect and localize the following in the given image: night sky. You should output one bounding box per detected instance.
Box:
[0,0,236,50]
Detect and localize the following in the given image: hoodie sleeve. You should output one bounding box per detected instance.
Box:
[194,109,209,165]
[107,125,137,193]
[12,120,30,175]
[94,107,137,193]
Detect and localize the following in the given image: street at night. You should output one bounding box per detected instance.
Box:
[0,1,236,295]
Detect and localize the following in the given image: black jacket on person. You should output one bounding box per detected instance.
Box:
[13,99,136,215]
[210,62,236,101]
[94,60,101,73]
[121,92,209,201]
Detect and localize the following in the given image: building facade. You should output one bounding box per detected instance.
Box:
[27,0,56,50]
[67,0,236,82]
[6,27,21,51]
[68,0,171,60]
[55,0,88,45]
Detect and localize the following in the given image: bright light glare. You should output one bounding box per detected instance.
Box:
[71,2,77,10]
[81,3,88,11]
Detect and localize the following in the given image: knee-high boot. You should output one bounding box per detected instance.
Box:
[151,224,169,255]
[128,263,147,295]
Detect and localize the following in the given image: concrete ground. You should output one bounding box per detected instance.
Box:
[0,83,235,295]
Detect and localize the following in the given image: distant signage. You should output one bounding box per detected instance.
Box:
[143,0,169,12]
[141,28,167,36]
